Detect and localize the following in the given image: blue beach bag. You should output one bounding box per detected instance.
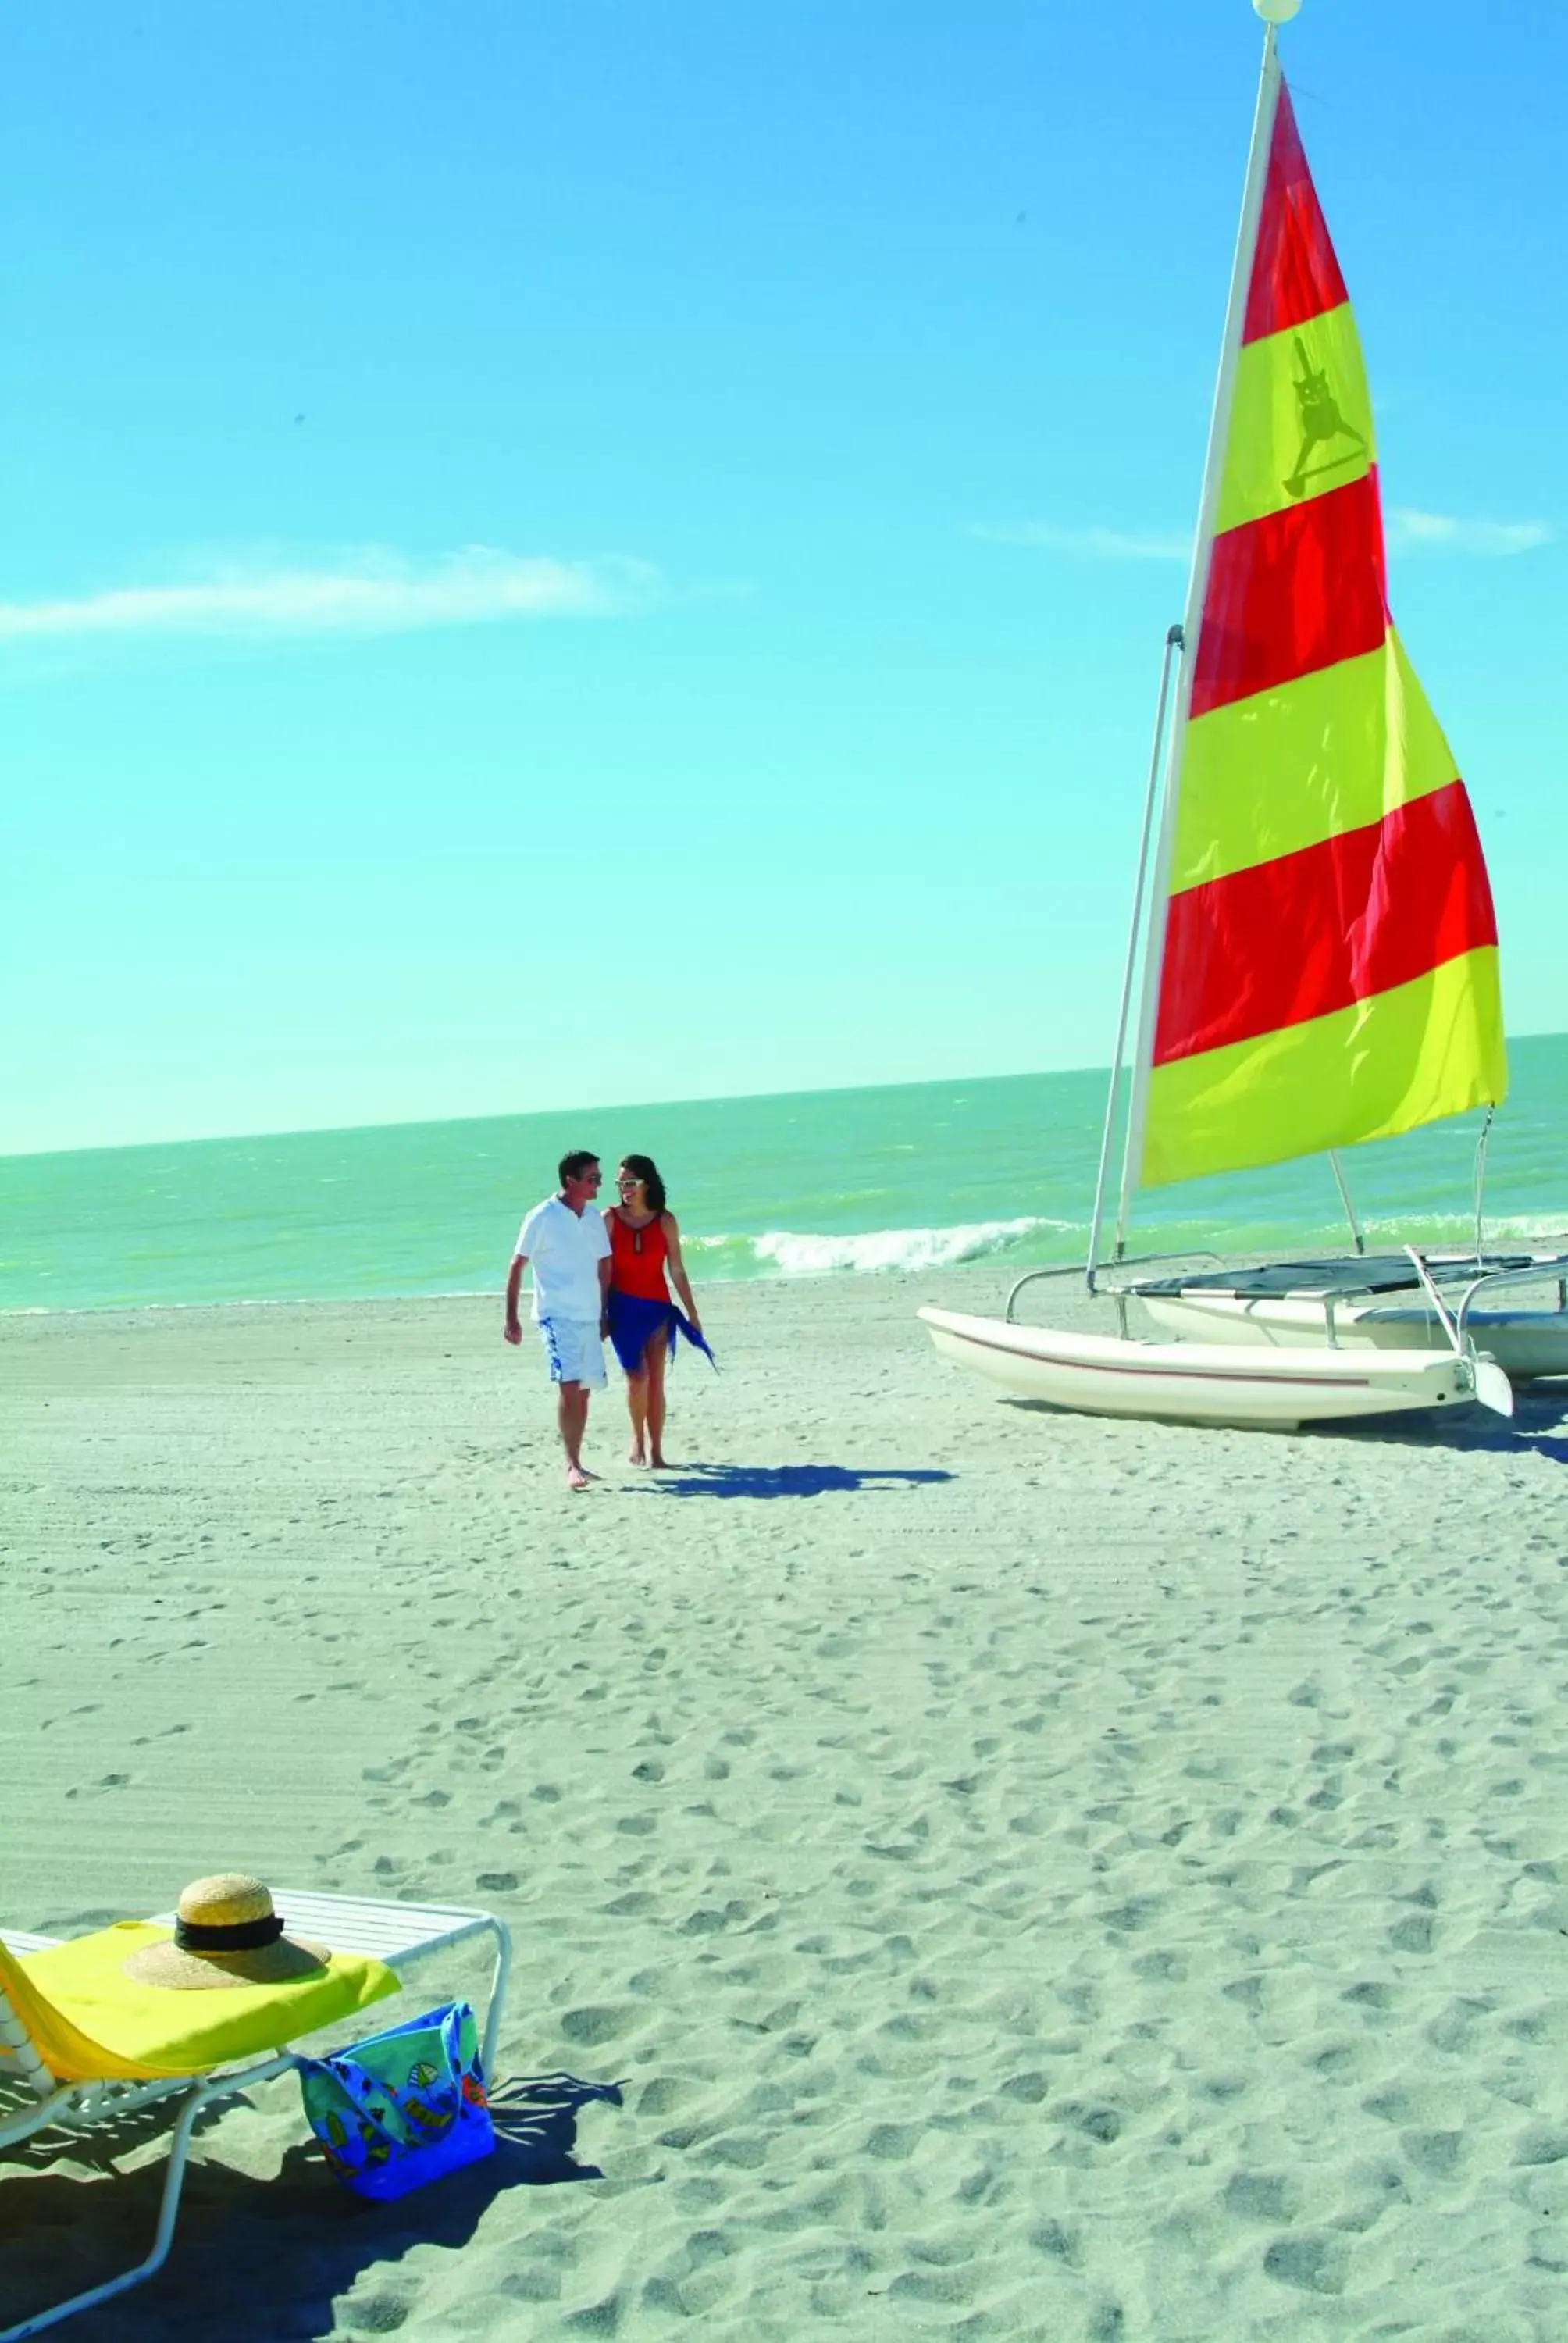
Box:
[298,1999,495,2202]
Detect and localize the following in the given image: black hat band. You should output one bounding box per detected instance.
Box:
[173,1913,286,1952]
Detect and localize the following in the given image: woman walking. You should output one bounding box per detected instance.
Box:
[604,1154,713,1467]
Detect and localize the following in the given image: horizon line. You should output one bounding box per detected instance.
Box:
[5,1031,1565,1164]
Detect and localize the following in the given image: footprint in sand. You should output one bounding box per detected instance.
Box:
[64,1772,131,1801]
[1262,2233,1349,2295]
[558,2002,643,2046]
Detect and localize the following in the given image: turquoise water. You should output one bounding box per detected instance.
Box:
[2,1034,1564,1314]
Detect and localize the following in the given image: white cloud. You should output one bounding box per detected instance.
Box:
[1386,509,1552,557]
[969,520,1188,562]
[0,545,658,641]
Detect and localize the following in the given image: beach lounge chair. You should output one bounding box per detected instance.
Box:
[0,1889,511,2342]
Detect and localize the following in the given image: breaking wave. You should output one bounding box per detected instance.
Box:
[688,1216,1070,1281]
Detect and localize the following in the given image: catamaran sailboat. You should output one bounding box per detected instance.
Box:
[1132,1252,1568,1380]
[921,0,1564,1429]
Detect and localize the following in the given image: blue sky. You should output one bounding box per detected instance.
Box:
[5,0,1563,1154]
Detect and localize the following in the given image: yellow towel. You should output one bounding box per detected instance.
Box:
[1,1925,398,2084]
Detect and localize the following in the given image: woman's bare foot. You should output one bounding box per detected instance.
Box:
[566,1463,592,1491]
[628,1446,648,1467]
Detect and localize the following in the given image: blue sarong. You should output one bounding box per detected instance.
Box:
[606,1289,718,1378]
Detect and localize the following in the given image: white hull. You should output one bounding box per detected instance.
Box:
[1140,1291,1568,1380]
[918,1306,1487,1430]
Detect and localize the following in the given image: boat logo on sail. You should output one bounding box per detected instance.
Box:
[1285,334,1367,499]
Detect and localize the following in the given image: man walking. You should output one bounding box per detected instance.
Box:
[504,1150,613,1490]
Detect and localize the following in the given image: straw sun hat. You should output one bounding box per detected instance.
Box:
[123,1874,331,1992]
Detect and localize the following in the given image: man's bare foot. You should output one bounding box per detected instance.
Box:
[650,1451,670,1471]
[566,1464,592,1491]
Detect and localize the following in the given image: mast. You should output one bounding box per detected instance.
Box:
[1085,622,1183,1288]
[1110,3,1294,1258]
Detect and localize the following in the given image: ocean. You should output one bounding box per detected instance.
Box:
[3,1033,1564,1314]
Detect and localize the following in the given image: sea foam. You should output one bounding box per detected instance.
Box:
[739,1216,1060,1278]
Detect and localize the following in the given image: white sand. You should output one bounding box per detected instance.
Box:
[2,1270,1566,2339]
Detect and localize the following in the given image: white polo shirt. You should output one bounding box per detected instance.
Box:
[514,1196,611,1322]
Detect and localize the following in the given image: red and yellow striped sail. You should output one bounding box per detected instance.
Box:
[1139,85,1506,1189]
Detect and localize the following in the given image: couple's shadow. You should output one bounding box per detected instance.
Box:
[640,1462,953,1500]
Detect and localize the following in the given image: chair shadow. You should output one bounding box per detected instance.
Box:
[487,2071,623,2182]
[0,2071,621,2340]
[0,2085,223,2178]
[640,1462,955,1500]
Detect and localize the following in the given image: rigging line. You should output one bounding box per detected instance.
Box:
[1472,1105,1495,1264]
[1086,622,1183,1289]
[1327,1150,1366,1257]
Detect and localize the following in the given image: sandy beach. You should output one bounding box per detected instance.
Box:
[3,1268,1566,2340]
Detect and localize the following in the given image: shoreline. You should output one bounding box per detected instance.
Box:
[4,1271,1566,2337]
[9,1218,1568,1328]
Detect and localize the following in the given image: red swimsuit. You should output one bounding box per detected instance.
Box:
[608,1211,670,1302]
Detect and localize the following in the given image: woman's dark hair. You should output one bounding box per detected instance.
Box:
[619,1154,667,1215]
